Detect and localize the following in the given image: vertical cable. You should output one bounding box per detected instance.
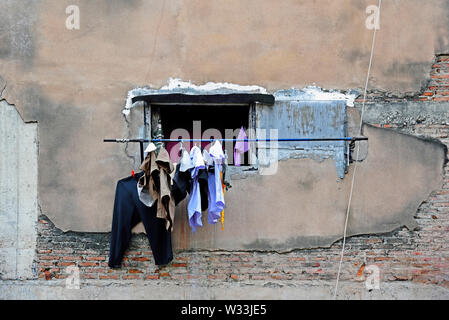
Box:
[333,0,382,299]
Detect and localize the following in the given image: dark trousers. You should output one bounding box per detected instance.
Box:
[108,173,173,268]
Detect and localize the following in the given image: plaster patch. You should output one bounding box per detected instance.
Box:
[123,78,268,116]
[122,80,357,117]
[274,86,358,107]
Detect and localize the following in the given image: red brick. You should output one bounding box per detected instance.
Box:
[123,275,142,280]
[53,249,74,254]
[57,261,76,267]
[85,256,106,261]
[85,268,106,273]
[39,261,54,267]
[79,262,98,267]
[374,257,392,261]
[130,257,150,262]
[62,256,82,261]
[128,269,143,274]
[145,275,160,280]
[431,74,449,79]
[100,275,120,280]
[40,255,60,260]
[172,263,187,268]
[174,257,188,261]
[207,274,227,280]
[272,274,293,280]
[251,275,270,280]
[124,251,141,256]
[432,96,449,101]
[288,257,306,262]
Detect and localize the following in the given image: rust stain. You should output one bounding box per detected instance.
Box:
[356,263,366,277]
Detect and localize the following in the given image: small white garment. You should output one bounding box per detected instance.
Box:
[209,140,225,163]
[189,145,205,180]
[144,142,157,153]
[137,184,155,207]
[207,140,225,224]
[202,149,214,168]
[179,149,194,172]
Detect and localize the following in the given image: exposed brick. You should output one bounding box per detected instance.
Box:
[123,275,142,280]
[172,263,187,268]
[207,274,227,280]
[160,272,171,277]
[128,269,143,274]
[40,255,60,261]
[79,262,98,267]
[62,256,82,261]
[57,261,76,267]
[84,268,106,273]
[130,257,150,262]
[85,256,106,261]
[100,275,120,280]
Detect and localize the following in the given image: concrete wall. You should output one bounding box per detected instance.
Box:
[0,100,38,280]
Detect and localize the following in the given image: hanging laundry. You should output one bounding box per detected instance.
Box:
[187,145,205,232]
[207,140,226,225]
[179,148,194,172]
[171,146,193,205]
[234,126,249,166]
[109,172,173,268]
[138,146,176,231]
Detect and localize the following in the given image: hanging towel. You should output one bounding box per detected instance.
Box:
[207,141,226,224]
[187,146,205,232]
[234,127,249,166]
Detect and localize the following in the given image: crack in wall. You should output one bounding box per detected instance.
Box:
[0,80,6,98]
[122,112,138,168]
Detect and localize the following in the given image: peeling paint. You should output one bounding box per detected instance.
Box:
[123,78,268,116]
[274,86,358,107]
[123,79,357,116]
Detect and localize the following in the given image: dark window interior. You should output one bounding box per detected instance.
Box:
[159,105,249,165]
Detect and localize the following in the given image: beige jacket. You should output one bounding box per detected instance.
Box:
[139,147,176,231]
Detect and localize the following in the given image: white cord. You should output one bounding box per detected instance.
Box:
[333,0,382,300]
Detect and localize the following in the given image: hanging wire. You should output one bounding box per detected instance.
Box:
[333,0,382,299]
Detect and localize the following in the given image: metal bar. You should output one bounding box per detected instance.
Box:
[104,137,368,143]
